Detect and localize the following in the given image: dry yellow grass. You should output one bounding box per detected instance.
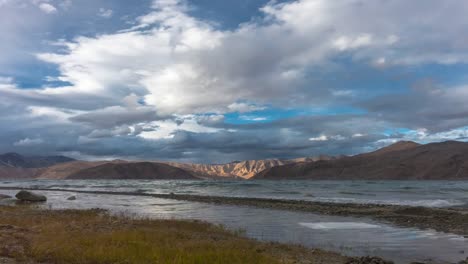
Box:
[0,205,348,264]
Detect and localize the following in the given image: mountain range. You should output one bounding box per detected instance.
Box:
[1,140,467,180]
[254,141,468,180]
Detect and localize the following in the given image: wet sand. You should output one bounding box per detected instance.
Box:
[1,186,468,237]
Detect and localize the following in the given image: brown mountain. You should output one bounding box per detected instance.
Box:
[166,159,288,179]
[363,141,421,156]
[253,141,468,180]
[38,160,128,179]
[167,156,334,179]
[66,162,198,180]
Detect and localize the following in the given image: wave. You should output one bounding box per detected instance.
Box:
[338,191,376,196]
[299,222,381,230]
[311,197,465,207]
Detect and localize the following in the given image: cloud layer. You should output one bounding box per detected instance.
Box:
[0,0,467,162]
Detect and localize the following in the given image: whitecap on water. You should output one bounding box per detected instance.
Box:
[299,222,381,230]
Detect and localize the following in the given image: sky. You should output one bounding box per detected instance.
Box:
[1,0,468,163]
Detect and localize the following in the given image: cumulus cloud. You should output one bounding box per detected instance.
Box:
[32,0,468,117]
[69,94,164,129]
[38,3,57,14]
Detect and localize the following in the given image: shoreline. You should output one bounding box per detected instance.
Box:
[0,204,362,264]
[1,186,468,237]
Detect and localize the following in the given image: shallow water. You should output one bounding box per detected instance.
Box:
[2,179,468,207]
[1,186,468,264]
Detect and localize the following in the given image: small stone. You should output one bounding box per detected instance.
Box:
[15,190,47,202]
[346,256,394,264]
[0,194,12,200]
[67,196,76,201]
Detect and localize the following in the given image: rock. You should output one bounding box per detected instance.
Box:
[15,190,47,202]
[67,196,76,201]
[346,256,394,264]
[0,194,11,200]
[458,257,468,264]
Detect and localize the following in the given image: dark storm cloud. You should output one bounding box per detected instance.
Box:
[360,80,468,132]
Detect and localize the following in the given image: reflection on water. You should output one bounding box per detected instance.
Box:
[1,189,467,264]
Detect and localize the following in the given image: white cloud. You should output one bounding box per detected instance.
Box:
[333,34,373,51]
[352,133,366,138]
[0,0,13,7]
[309,135,328,141]
[239,115,268,122]
[0,77,13,84]
[28,106,81,123]
[98,8,113,18]
[309,134,345,141]
[332,90,354,97]
[140,118,221,140]
[38,3,57,14]
[228,102,266,113]
[14,137,44,146]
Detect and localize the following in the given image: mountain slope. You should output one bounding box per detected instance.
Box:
[0,153,74,168]
[363,141,421,157]
[166,159,287,179]
[253,141,468,180]
[66,162,199,180]
[0,167,43,179]
[37,160,128,179]
[0,153,74,179]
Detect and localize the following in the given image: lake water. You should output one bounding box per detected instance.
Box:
[1,180,468,263]
[2,179,468,207]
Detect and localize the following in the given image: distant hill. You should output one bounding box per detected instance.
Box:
[0,153,74,179]
[0,167,42,179]
[253,141,468,180]
[0,153,74,168]
[66,162,198,180]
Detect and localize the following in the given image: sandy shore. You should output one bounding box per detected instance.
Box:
[1,186,468,237]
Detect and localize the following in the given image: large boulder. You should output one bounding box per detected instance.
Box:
[15,190,47,202]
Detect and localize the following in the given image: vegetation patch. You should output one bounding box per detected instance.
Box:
[0,205,349,264]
